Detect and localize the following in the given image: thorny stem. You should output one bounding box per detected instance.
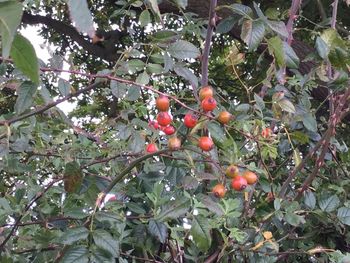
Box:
[201,0,217,87]
[286,0,302,44]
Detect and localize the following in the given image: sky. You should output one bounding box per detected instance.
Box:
[21,25,76,114]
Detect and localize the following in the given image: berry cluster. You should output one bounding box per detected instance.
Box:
[146,86,258,198]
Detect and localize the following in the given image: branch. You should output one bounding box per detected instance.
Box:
[331,0,339,29]
[0,178,61,250]
[201,0,217,86]
[21,12,123,61]
[286,0,302,44]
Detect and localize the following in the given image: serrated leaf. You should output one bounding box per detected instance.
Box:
[267,20,288,39]
[146,63,163,74]
[167,40,200,59]
[139,9,151,27]
[150,30,179,43]
[125,85,141,101]
[285,212,305,226]
[191,216,211,251]
[319,195,340,212]
[61,246,89,263]
[67,0,95,37]
[216,16,238,34]
[10,34,39,84]
[283,42,299,69]
[316,37,329,59]
[14,81,37,114]
[337,207,350,225]
[267,36,285,67]
[304,190,316,210]
[254,93,265,110]
[147,0,161,21]
[156,197,189,221]
[200,195,224,216]
[0,1,23,58]
[228,4,253,17]
[174,63,198,88]
[136,71,150,85]
[59,227,89,245]
[148,220,167,243]
[110,81,127,98]
[207,122,226,144]
[241,19,265,51]
[302,113,317,132]
[93,229,119,257]
[277,99,295,113]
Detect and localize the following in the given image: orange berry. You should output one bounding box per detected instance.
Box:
[156,95,170,111]
[168,137,181,150]
[242,170,258,185]
[198,136,214,151]
[199,86,214,101]
[212,184,226,198]
[218,111,232,125]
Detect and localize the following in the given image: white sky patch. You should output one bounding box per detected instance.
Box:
[21,25,77,114]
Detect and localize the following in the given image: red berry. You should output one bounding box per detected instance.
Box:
[156,95,170,111]
[231,176,248,191]
[198,136,214,151]
[163,125,176,135]
[261,128,272,139]
[157,112,172,126]
[184,113,198,128]
[148,120,160,130]
[146,143,158,153]
[201,97,217,112]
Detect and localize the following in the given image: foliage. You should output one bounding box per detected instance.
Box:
[0,0,350,262]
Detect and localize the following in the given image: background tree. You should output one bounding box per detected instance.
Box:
[0,0,350,262]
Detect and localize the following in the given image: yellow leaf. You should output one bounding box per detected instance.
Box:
[263,231,273,240]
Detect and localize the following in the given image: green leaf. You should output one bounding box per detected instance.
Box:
[316,37,329,59]
[337,207,350,225]
[277,99,295,113]
[267,36,285,67]
[61,246,89,263]
[93,229,119,257]
[59,227,89,245]
[207,122,226,144]
[228,4,253,17]
[267,20,288,39]
[148,219,167,243]
[174,63,198,88]
[14,81,37,114]
[167,40,200,59]
[283,42,299,69]
[67,0,95,37]
[150,30,179,43]
[191,216,211,251]
[254,93,265,110]
[319,194,340,212]
[200,195,224,216]
[0,1,23,58]
[293,148,302,167]
[136,71,150,85]
[240,19,265,51]
[127,59,145,73]
[285,212,305,226]
[125,85,141,101]
[156,197,190,221]
[10,34,39,84]
[302,113,317,132]
[216,16,238,34]
[146,63,163,74]
[304,190,316,210]
[139,9,151,27]
[110,81,127,98]
[147,0,161,21]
